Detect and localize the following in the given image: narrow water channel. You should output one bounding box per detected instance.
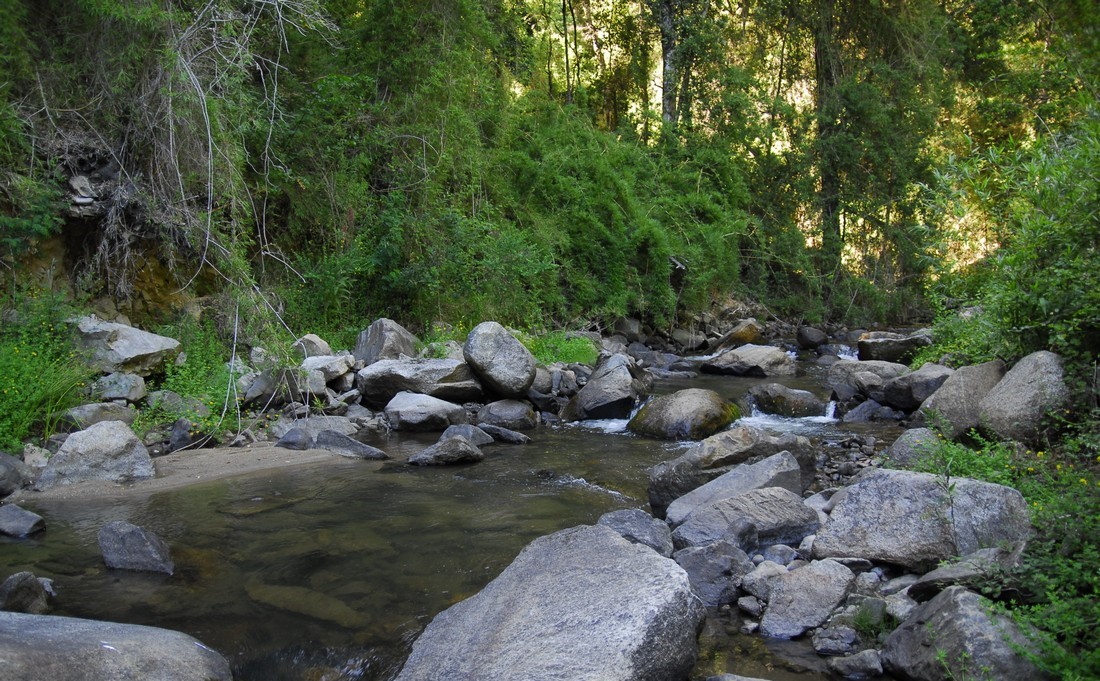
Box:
[2,360,903,680]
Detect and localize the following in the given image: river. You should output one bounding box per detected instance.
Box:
[1,357,903,680]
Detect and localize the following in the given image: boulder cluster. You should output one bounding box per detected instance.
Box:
[0,312,1072,681]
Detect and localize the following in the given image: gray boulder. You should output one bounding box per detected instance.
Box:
[760,559,855,639]
[612,317,644,343]
[477,399,538,431]
[407,436,484,466]
[477,423,532,444]
[60,402,137,430]
[597,508,674,557]
[97,520,174,574]
[0,456,33,498]
[292,333,333,358]
[796,326,828,350]
[740,560,787,602]
[441,424,494,446]
[813,469,1032,572]
[919,359,1006,440]
[275,428,313,450]
[354,318,419,366]
[91,372,147,403]
[355,358,484,409]
[856,331,932,363]
[701,344,796,377]
[747,383,826,418]
[36,421,153,490]
[270,415,357,440]
[908,544,1025,602]
[883,586,1051,681]
[0,611,232,681]
[827,650,883,679]
[300,354,354,382]
[673,540,754,607]
[648,426,813,519]
[882,363,953,411]
[463,322,537,398]
[884,427,940,469]
[0,572,54,614]
[385,392,468,431]
[74,316,181,376]
[561,354,645,420]
[665,451,803,528]
[979,350,1070,443]
[314,430,388,459]
[827,360,910,402]
[627,389,739,440]
[672,487,820,549]
[0,505,44,537]
[671,328,707,352]
[393,524,704,681]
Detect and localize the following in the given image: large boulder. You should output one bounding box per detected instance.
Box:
[561,354,645,421]
[919,359,1005,440]
[884,427,940,469]
[747,383,827,418]
[59,402,137,430]
[384,392,467,431]
[477,399,538,431]
[665,451,803,528]
[393,524,704,681]
[882,363,953,411]
[597,509,674,557]
[407,435,485,466]
[269,415,357,440]
[827,360,910,402]
[355,358,484,409]
[300,354,354,382]
[796,326,828,350]
[314,430,388,459]
[627,389,739,440]
[648,426,813,519]
[883,586,1052,681]
[813,469,1032,572]
[353,318,419,366]
[701,344,796,377]
[291,333,333,359]
[97,521,174,575]
[0,456,33,498]
[673,540,754,607]
[856,331,932,363]
[0,504,44,537]
[462,322,537,398]
[0,572,54,614]
[979,350,1070,443]
[671,487,820,550]
[714,318,766,350]
[760,559,855,639]
[91,372,147,403]
[74,316,180,376]
[0,611,232,681]
[36,421,153,490]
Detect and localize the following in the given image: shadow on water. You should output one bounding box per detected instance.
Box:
[3,367,902,680]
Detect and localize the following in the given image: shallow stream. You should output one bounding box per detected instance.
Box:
[2,358,903,680]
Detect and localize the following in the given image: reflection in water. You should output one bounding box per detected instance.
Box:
[4,391,898,680]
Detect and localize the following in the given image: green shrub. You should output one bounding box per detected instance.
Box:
[519,330,599,366]
[0,290,96,451]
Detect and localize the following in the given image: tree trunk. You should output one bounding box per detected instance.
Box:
[814,0,843,277]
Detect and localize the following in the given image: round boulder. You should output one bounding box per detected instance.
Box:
[463,322,537,398]
[627,389,739,440]
[477,399,538,431]
[747,383,826,418]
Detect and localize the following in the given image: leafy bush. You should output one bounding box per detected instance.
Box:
[519,331,599,366]
[0,290,96,451]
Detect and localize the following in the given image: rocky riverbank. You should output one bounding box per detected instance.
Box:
[0,312,1071,680]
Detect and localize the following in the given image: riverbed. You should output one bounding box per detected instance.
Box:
[2,360,903,680]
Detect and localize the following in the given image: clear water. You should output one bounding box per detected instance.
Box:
[2,367,900,680]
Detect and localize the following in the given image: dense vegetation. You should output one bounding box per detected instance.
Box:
[0,1,1098,676]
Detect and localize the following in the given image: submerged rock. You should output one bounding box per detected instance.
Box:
[98,520,174,575]
[0,505,45,537]
[394,525,704,681]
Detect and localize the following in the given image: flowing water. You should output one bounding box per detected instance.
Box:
[1,356,903,680]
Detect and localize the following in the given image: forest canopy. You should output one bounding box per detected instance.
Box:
[0,0,1096,353]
